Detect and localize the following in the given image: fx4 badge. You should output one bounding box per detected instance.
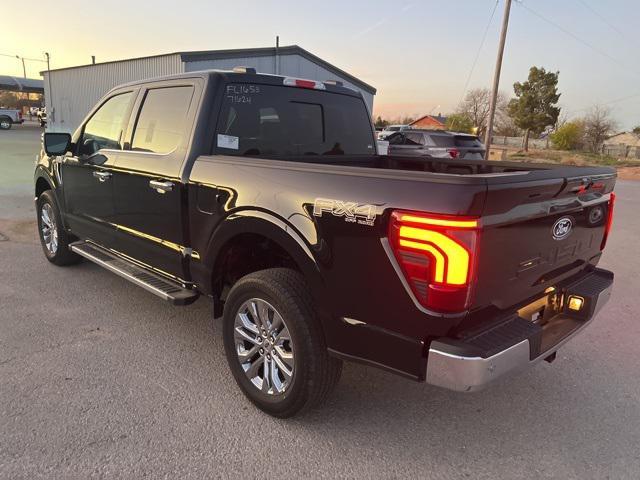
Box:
[313,198,377,226]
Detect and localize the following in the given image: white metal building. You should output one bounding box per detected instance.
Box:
[42,45,376,133]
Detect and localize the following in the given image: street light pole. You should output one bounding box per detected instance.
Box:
[45,52,53,125]
[484,0,512,160]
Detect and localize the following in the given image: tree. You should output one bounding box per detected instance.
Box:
[0,91,19,109]
[632,125,640,134]
[445,113,474,133]
[507,67,561,151]
[550,121,584,150]
[374,116,389,128]
[583,106,617,153]
[456,88,507,138]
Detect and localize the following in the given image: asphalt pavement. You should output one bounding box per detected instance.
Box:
[1,124,639,479]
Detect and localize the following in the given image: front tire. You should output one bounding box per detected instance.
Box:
[36,190,81,266]
[223,268,342,418]
[0,117,11,130]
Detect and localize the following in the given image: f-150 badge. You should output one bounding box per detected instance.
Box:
[313,198,377,226]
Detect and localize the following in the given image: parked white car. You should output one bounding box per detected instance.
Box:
[378,124,410,140]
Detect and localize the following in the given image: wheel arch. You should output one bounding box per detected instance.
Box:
[35,175,53,198]
[203,210,329,317]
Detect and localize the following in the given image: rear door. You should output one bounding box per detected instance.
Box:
[110,81,200,281]
[473,172,616,311]
[454,135,485,160]
[62,90,136,246]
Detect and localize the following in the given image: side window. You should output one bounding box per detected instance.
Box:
[387,132,405,145]
[81,92,133,153]
[131,86,194,154]
[405,132,425,145]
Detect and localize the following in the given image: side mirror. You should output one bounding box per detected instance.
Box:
[43,132,72,156]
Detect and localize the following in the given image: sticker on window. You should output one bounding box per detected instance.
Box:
[217,134,239,150]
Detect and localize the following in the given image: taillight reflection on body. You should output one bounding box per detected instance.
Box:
[388,211,480,313]
[600,192,616,250]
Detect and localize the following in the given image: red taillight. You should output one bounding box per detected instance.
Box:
[18,111,23,119]
[388,211,480,313]
[283,77,326,90]
[600,192,616,250]
[448,148,459,159]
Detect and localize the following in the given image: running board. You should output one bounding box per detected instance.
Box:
[70,241,199,305]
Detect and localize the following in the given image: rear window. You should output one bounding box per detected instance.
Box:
[454,135,483,148]
[215,84,374,157]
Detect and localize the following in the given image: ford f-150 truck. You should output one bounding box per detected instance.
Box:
[0,108,23,130]
[35,68,615,417]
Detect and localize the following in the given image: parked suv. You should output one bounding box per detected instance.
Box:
[35,69,615,417]
[387,129,486,160]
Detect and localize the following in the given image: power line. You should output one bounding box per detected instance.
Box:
[565,91,640,116]
[458,0,500,105]
[515,0,640,78]
[0,52,46,62]
[574,0,638,47]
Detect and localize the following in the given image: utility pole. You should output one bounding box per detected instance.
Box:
[484,0,512,160]
[45,52,53,125]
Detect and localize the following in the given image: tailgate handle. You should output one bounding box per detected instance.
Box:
[149,179,174,194]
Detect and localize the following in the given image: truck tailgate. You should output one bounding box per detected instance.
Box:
[473,172,616,311]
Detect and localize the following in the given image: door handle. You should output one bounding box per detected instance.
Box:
[92,170,112,182]
[149,179,174,194]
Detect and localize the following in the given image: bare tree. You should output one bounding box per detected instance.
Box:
[583,106,617,153]
[456,88,507,138]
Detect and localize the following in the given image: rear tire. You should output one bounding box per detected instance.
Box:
[223,268,342,418]
[0,116,11,130]
[36,190,82,266]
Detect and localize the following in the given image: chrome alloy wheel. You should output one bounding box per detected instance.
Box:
[234,298,294,395]
[0,118,10,129]
[40,203,58,254]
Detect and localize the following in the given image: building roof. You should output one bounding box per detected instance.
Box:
[606,131,640,139]
[410,114,448,126]
[40,45,376,95]
[0,75,44,93]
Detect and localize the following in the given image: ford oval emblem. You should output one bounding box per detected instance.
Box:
[552,217,573,240]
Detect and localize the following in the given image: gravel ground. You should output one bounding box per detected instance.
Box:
[1,125,639,479]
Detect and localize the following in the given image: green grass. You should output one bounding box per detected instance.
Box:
[505,149,640,168]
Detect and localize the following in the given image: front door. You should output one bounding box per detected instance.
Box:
[62,91,136,246]
[110,84,198,281]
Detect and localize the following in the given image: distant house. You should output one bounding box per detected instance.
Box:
[603,131,640,147]
[602,132,640,159]
[410,114,448,130]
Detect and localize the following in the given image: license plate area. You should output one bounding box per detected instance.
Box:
[517,288,562,326]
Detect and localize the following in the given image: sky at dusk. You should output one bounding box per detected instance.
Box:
[4,0,640,128]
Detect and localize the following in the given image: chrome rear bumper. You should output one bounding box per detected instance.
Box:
[426,270,613,392]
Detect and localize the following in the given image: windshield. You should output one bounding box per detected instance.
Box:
[216,83,375,157]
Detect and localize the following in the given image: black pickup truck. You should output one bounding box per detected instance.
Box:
[35,68,616,417]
